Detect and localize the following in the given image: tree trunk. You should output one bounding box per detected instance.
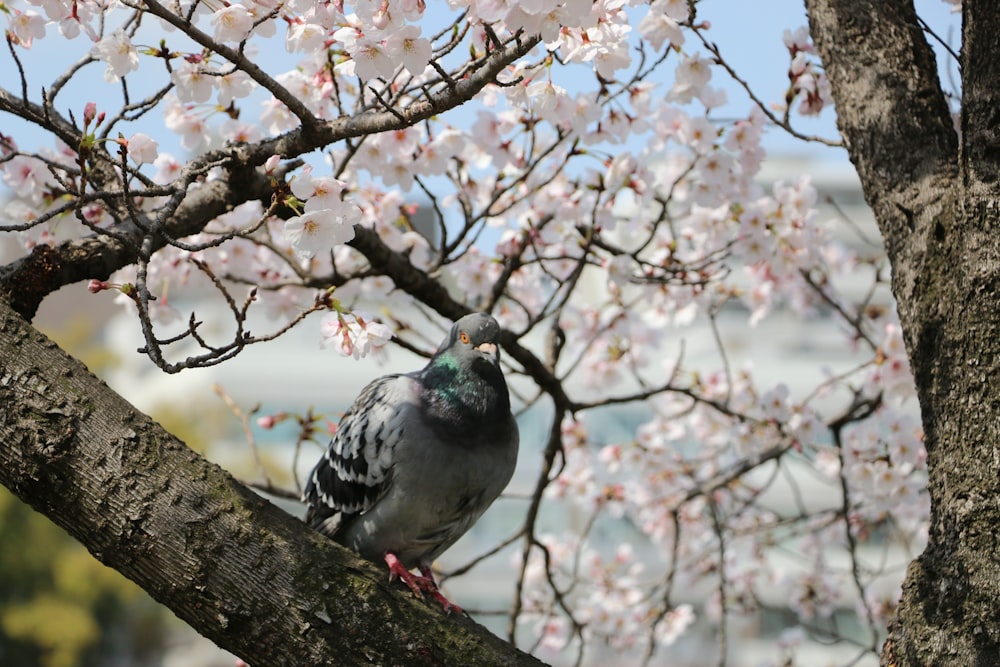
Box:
[806,0,1000,663]
[0,297,544,667]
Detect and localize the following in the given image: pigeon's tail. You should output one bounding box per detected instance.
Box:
[304,504,346,539]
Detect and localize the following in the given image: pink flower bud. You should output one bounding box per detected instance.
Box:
[256,412,288,429]
[264,154,281,174]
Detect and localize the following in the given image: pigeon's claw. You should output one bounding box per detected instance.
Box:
[385,552,430,597]
[418,564,465,615]
[383,554,465,614]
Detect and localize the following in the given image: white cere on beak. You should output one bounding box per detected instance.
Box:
[476,341,498,361]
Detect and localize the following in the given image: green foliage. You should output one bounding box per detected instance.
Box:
[2,594,98,667]
[0,312,236,666]
[0,487,168,667]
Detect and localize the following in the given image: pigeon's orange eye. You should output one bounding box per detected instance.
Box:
[460,331,471,344]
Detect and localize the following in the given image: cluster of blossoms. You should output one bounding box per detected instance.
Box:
[320,310,394,359]
[282,168,361,261]
[781,26,833,116]
[519,536,696,657]
[0,0,942,663]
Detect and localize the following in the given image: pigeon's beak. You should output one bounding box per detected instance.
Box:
[476,341,499,364]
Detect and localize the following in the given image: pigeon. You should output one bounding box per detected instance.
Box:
[303,312,519,613]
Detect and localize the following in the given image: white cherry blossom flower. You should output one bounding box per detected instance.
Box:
[217,70,255,107]
[171,61,215,103]
[164,99,209,150]
[8,10,46,48]
[320,311,393,359]
[212,4,254,43]
[92,31,140,82]
[126,133,159,165]
[152,153,181,184]
[286,20,328,53]
[282,204,359,260]
[384,25,431,76]
[2,155,49,202]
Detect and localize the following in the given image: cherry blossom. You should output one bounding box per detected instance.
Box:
[7,9,46,48]
[25,0,71,23]
[212,3,254,43]
[383,25,432,76]
[152,153,182,184]
[285,20,328,53]
[283,205,360,260]
[125,133,159,165]
[217,71,256,107]
[291,171,348,211]
[171,61,216,104]
[655,604,695,645]
[320,311,394,359]
[91,31,139,82]
[638,2,685,52]
[334,27,396,80]
[783,26,814,55]
[164,99,210,151]
[2,155,49,202]
[669,52,713,103]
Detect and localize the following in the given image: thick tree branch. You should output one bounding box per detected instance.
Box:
[961,0,1000,187]
[0,174,263,320]
[809,1,1000,664]
[805,0,958,352]
[0,296,545,667]
[0,86,81,148]
[804,0,957,198]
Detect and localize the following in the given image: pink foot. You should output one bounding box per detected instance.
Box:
[382,554,464,614]
[384,553,432,596]
[418,564,464,615]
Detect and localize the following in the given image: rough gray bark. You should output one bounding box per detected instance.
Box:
[0,296,545,667]
[805,0,1000,664]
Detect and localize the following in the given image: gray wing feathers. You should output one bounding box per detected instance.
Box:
[304,374,415,531]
